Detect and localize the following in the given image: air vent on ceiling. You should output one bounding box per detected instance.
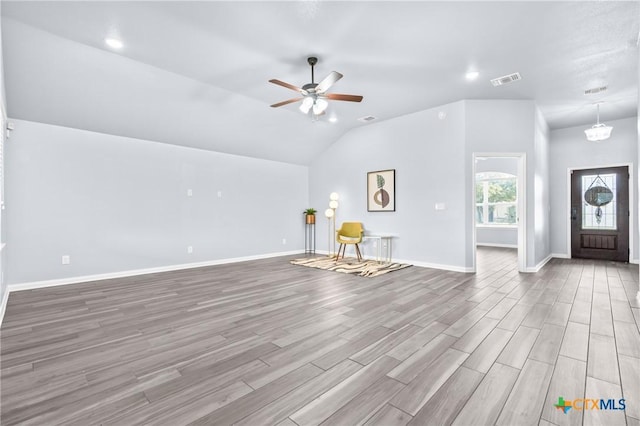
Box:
[490,72,522,87]
[584,86,608,95]
[358,115,377,122]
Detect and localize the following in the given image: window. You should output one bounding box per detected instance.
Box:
[581,173,616,230]
[476,172,517,226]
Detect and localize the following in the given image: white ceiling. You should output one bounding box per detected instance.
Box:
[2,1,639,165]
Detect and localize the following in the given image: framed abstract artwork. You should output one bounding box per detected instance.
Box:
[367,169,395,212]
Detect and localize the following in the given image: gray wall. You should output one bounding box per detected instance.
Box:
[549,117,638,259]
[0,5,7,313]
[0,1,5,107]
[475,157,518,247]
[309,99,549,272]
[534,107,551,265]
[5,119,308,284]
[465,100,550,270]
[476,157,518,176]
[309,101,468,270]
[476,227,517,247]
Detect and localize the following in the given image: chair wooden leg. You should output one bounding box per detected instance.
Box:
[337,244,344,260]
[355,244,362,261]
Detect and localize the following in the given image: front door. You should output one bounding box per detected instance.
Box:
[571,166,629,262]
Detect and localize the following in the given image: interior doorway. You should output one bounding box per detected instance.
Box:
[570,166,629,262]
[472,153,526,273]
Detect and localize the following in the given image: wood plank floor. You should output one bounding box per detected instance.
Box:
[1,247,639,425]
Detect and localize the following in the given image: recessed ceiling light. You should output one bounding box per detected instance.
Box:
[105,38,123,49]
[465,71,479,81]
[329,116,337,123]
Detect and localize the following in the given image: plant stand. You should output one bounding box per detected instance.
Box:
[305,222,316,254]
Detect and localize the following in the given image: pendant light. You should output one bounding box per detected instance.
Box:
[584,103,613,142]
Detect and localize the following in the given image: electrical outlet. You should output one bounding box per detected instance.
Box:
[187,246,193,254]
[61,255,70,265]
[282,238,287,245]
[217,191,222,198]
[187,189,193,197]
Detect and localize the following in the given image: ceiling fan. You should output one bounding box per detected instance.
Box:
[269,57,363,116]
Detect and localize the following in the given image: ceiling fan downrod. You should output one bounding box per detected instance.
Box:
[308,56,317,84]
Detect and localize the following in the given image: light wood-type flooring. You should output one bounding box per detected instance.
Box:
[1,247,639,425]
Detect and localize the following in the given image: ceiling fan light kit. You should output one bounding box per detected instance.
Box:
[299,97,314,113]
[313,98,328,115]
[584,103,613,142]
[270,56,363,118]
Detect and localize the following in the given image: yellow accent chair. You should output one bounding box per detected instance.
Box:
[336,222,364,261]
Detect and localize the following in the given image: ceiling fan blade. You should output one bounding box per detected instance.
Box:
[269,79,307,95]
[325,93,363,102]
[315,71,343,93]
[270,98,303,108]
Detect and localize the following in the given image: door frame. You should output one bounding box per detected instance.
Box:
[472,152,527,273]
[565,163,635,262]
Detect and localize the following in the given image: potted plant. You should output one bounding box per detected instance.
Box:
[304,208,317,224]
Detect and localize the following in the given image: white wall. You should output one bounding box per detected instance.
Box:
[5,120,308,284]
[475,157,518,247]
[309,101,469,271]
[549,117,638,260]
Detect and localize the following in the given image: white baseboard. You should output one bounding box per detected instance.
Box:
[476,243,517,249]
[407,259,474,273]
[7,250,304,293]
[0,287,9,328]
[630,259,639,265]
[525,254,553,273]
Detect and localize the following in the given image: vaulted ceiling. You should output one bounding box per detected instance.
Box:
[2,1,639,165]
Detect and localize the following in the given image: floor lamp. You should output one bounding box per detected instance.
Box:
[325,208,334,257]
[329,193,339,256]
[326,192,339,258]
